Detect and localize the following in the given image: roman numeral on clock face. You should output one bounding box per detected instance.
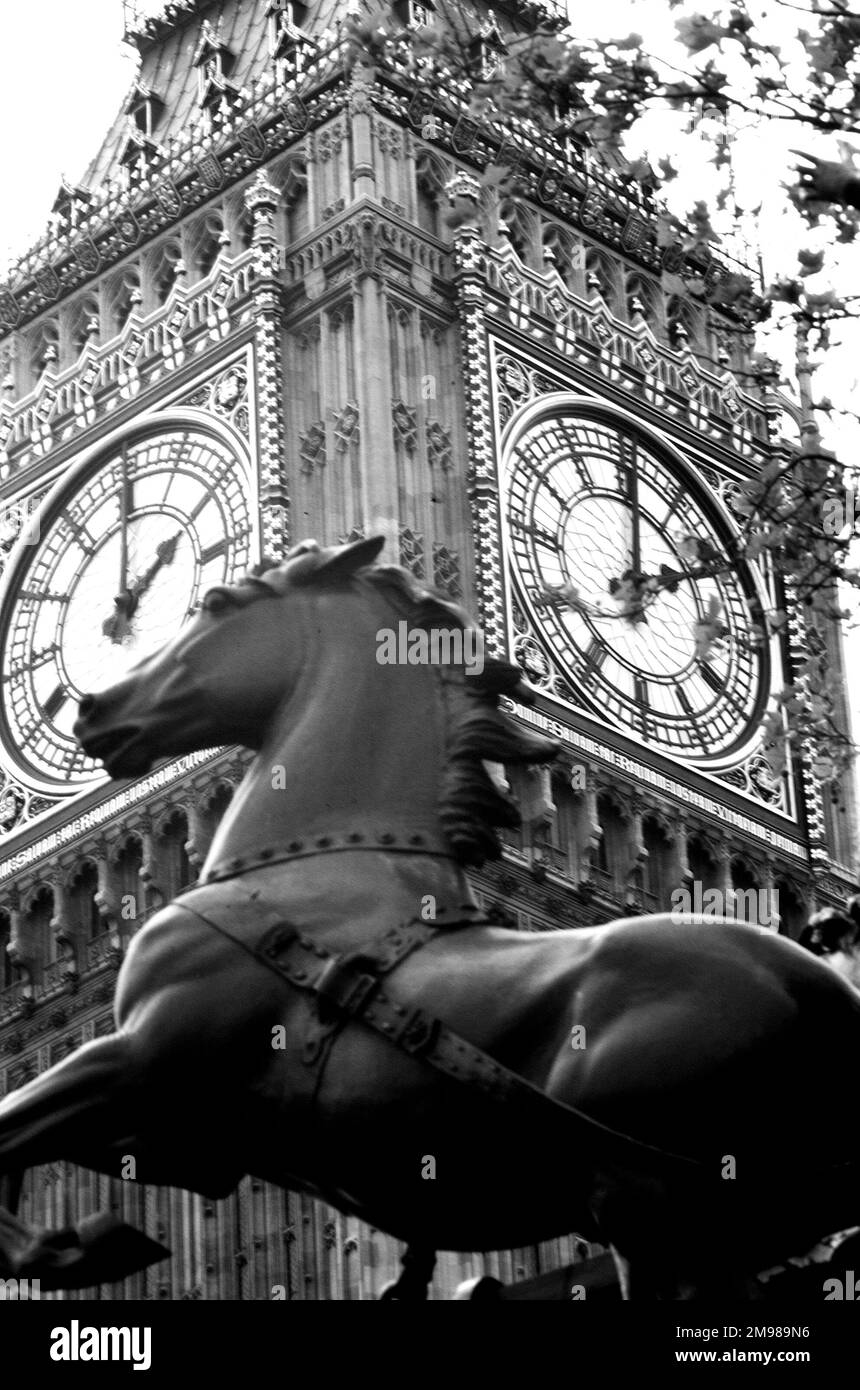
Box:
[698,661,724,693]
[59,510,96,555]
[581,638,607,684]
[512,518,558,550]
[634,677,651,736]
[541,476,569,509]
[201,538,228,564]
[43,685,67,720]
[675,684,709,750]
[119,476,135,516]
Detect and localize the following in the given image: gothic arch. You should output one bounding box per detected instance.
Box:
[542,222,585,295]
[67,858,102,942]
[773,875,808,940]
[624,270,662,333]
[104,265,142,336]
[25,318,60,388]
[145,237,184,307]
[155,808,195,897]
[185,209,227,281]
[0,907,13,990]
[499,201,540,271]
[585,246,622,316]
[415,148,450,240]
[666,292,704,351]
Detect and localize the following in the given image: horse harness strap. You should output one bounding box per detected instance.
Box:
[177,888,516,1092]
[173,882,708,1176]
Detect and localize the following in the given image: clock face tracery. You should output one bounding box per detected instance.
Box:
[504,408,769,763]
[0,426,253,789]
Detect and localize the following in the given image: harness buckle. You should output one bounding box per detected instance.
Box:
[397,1009,439,1056]
[314,954,379,1016]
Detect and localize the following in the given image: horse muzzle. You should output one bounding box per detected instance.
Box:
[74,694,153,779]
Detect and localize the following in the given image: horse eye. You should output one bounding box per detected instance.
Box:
[202,589,230,614]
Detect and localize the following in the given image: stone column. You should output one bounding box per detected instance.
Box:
[716,839,734,917]
[185,792,212,875]
[671,812,694,897]
[48,867,77,974]
[93,840,120,938]
[450,182,504,656]
[4,887,31,996]
[762,857,778,931]
[244,170,289,559]
[348,65,377,202]
[623,796,648,910]
[574,775,602,889]
[138,814,162,922]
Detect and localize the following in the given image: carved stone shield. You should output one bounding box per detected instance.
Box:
[73,238,101,275]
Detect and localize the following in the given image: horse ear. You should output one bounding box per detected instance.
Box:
[314,535,386,581]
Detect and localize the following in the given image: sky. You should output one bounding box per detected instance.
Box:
[0,0,858,734]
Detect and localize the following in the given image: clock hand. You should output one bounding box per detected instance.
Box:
[102,444,133,644]
[629,444,641,577]
[101,532,182,643]
[101,589,135,644]
[124,531,183,617]
[118,440,130,598]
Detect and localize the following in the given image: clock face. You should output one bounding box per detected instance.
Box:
[0,426,253,788]
[504,408,769,762]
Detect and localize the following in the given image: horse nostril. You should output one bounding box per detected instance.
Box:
[78,694,97,719]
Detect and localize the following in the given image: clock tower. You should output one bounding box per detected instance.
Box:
[0,0,855,1299]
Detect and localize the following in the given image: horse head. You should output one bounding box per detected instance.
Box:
[73,536,376,779]
[74,535,559,870]
[800,897,860,992]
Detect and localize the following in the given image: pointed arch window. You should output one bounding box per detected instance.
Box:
[194,21,238,116]
[469,20,507,80]
[69,860,102,942]
[114,835,145,930]
[773,876,806,940]
[666,293,703,351]
[642,815,672,910]
[542,223,585,295]
[731,857,771,927]
[393,0,436,28]
[267,0,315,84]
[51,180,91,237]
[415,151,447,240]
[158,811,195,897]
[687,834,720,900]
[625,272,661,331]
[595,791,627,896]
[585,247,621,316]
[129,83,164,140]
[0,909,14,990]
[26,885,55,967]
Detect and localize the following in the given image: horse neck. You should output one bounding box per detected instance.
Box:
[202,588,458,878]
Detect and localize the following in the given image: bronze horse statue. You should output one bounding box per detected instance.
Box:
[1,534,859,1300]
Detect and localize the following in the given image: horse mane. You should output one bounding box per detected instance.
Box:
[246,544,561,867]
[799,905,860,957]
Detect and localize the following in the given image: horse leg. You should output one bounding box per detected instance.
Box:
[0,1031,170,1287]
[0,1171,23,1215]
[0,1032,143,1173]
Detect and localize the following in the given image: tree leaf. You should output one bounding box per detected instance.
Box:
[675,14,730,54]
